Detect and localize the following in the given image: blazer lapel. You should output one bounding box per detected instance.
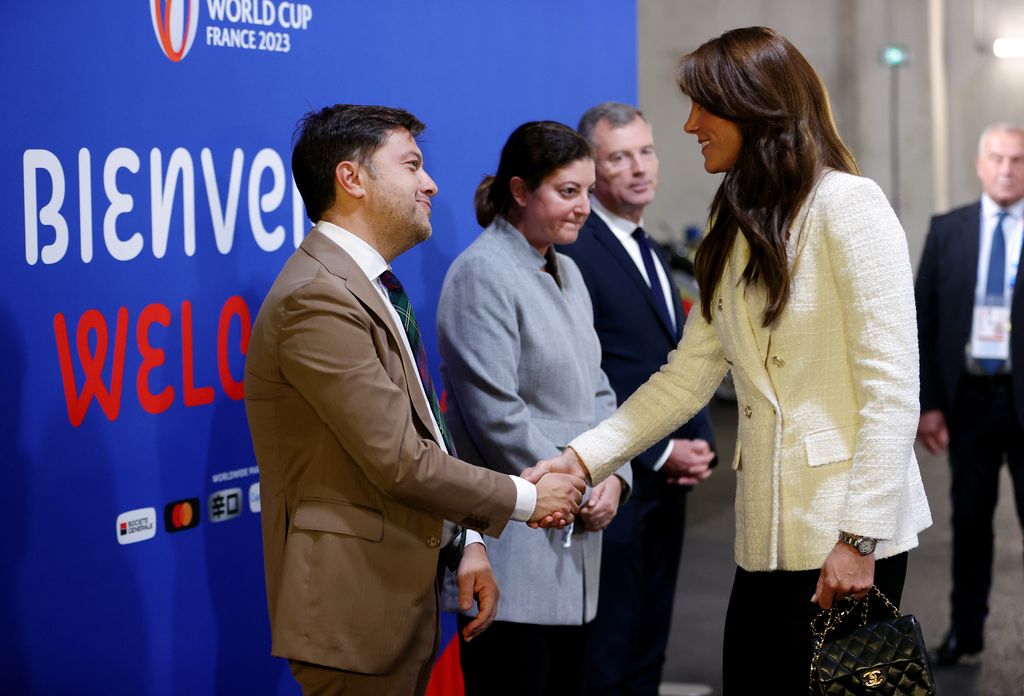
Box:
[300,230,440,443]
[588,216,678,341]
[726,235,780,409]
[731,178,828,408]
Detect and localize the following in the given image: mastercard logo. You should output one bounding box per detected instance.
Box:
[164,498,201,532]
[150,0,200,62]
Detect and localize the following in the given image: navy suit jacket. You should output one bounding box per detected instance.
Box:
[915,201,1024,428]
[558,213,715,498]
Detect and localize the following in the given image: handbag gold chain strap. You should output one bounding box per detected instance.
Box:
[808,586,901,693]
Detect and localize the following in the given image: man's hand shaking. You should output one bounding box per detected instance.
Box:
[523,449,590,529]
[527,471,586,528]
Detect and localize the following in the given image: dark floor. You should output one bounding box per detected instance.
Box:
[662,398,1024,695]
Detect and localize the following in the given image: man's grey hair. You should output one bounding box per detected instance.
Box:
[978,122,1024,156]
[578,102,648,145]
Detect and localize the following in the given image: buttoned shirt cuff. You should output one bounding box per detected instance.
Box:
[464,529,485,548]
[509,475,537,522]
[651,440,673,472]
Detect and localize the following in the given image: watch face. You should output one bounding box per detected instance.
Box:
[858,538,876,555]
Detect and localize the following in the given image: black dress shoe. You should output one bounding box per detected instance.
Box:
[929,629,983,667]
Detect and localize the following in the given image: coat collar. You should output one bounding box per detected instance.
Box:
[299,227,439,444]
[487,216,551,271]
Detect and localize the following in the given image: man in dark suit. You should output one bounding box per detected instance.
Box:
[244,104,585,695]
[558,102,716,695]
[916,122,1024,667]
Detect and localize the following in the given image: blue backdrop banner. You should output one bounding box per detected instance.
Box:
[0,2,636,693]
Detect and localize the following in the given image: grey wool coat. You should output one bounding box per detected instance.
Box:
[437,216,631,625]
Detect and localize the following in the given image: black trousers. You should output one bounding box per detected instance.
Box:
[457,617,585,696]
[947,374,1024,643]
[584,487,688,695]
[722,553,908,696]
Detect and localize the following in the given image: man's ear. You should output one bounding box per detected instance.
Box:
[335,161,366,199]
[509,176,529,208]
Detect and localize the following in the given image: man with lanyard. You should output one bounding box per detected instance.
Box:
[916,122,1024,667]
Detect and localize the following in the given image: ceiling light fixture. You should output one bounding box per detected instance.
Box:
[993,37,1024,57]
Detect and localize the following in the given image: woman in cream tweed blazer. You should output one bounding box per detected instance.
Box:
[528,27,932,694]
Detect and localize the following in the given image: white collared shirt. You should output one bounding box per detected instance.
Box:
[315,221,535,533]
[589,200,676,472]
[976,194,1024,300]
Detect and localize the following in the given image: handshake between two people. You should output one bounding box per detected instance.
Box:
[456,448,591,642]
[521,438,715,529]
[523,449,590,529]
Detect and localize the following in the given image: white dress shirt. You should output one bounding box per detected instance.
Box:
[315,221,537,542]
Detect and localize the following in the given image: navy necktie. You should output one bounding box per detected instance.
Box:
[632,227,675,335]
[378,270,456,454]
[981,211,1007,375]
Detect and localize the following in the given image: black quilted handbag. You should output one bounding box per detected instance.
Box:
[809,586,935,695]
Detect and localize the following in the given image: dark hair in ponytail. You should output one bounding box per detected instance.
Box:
[474,120,592,227]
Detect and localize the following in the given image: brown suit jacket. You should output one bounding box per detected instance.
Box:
[244,227,518,674]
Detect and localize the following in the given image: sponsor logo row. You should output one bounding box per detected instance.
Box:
[116,482,261,545]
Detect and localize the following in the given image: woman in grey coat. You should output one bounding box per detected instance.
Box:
[437,121,632,696]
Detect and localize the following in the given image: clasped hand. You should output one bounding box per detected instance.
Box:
[663,438,714,485]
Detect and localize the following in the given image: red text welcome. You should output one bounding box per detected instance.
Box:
[54,295,251,426]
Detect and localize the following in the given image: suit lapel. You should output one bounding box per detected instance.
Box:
[652,242,686,341]
[300,230,440,443]
[587,215,678,341]
[1013,204,1024,308]
[957,203,982,293]
[949,204,982,335]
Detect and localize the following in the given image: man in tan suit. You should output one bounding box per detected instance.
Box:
[244,104,585,696]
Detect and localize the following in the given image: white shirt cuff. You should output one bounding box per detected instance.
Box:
[651,440,673,471]
[509,475,537,522]
[464,529,485,548]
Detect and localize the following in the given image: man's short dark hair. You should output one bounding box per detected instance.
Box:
[291,104,425,222]
[577,102,646,146]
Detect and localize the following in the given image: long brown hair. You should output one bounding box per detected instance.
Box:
[677,27,858,325]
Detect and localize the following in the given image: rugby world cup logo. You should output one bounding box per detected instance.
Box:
[150,0,199,62]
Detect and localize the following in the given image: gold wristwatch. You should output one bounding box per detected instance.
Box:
[838,531,877,556]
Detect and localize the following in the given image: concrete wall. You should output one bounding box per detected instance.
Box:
[637,0,1024,268]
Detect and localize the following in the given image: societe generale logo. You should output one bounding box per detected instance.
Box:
[117,507,158,545]
[150,0,200,62]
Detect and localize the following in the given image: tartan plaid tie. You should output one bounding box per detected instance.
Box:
[378,270,456,455]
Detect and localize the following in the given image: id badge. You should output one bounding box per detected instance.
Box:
[970,297,1011,360]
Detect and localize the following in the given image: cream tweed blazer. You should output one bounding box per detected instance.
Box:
[570,171,932,571]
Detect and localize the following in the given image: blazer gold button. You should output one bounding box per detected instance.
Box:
[772,355,785,367]
[426,536,440,548]
[744,405,752,418]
